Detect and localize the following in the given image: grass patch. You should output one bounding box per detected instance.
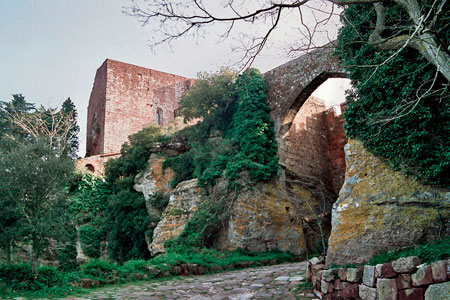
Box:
[368,237,450,265]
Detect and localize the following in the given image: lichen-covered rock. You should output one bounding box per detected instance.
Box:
[215,171,336,255]
[134,154,174,205]
[424,281,450,300]
[326,140,450,265]
[149,179,202,255]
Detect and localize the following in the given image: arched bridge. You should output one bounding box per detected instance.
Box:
[264,46,346,138]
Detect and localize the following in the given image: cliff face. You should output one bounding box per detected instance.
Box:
[326,140,450,265]
[137,166,336,256]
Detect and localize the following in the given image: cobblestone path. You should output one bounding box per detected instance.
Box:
[62,262,316,300]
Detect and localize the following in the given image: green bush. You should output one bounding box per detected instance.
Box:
[81,259,117,278]
[79,225,104,259]
[0,264,64,292]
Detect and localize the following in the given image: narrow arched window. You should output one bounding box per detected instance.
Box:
[156,108,163,125]
[85,164,95,173]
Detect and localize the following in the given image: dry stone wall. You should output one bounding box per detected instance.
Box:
[307,256,450,300]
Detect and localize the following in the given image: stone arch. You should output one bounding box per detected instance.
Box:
[264,46,346,138]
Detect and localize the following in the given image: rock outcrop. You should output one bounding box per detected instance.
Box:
[149,179,202,255]
[326,140,450,265]
[149,169,336,256]
[215,171,335,255]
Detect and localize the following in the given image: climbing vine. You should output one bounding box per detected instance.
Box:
[337,4,450,188]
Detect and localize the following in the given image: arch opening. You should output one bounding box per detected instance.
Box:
[278,76,352,196]
[156,108,163,126]
[85,164,95,173]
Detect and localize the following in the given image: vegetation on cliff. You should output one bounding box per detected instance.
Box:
[337,3,450,188]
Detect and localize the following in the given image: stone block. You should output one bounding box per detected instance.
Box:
[363,265,377,287]
[377,278,398,300]
[412,264,433,287]
[340,282,359,299]
[430,260,448,283]
[322,269,336,282]
[347,267,363,282]
[333,279,343,290]
[321,279,333,294]
[377,263,397,278]
[337,268,347,281]
[424,281,450,299]
[309,256,322,265]
[396,274,411,290]
[398,288,424,300]
[359,284,378,300]
[392,256,421,273]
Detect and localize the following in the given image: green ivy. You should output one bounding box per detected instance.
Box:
[336,4,450,187]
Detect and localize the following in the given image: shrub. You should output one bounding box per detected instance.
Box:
[81,259,117,278]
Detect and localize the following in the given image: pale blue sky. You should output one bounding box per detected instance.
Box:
[0,1,349,156]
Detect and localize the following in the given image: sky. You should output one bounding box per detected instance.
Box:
[0,0,351,157]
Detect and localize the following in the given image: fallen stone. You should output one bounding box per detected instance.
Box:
[392,256,421,273]
[359,284,377,300]
[347,267,363,282]
[424,281,450,299]
[430,260,448,283]
[398,288,424,300]
[309,257,321,265]
[377,278,398,300]
[363,265,377,287]
[412,264,433,287]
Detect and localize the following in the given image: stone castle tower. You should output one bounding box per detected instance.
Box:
[78,59,192,175]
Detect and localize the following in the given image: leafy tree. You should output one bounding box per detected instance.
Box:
[336,4,450,187]
[0,138,74,276]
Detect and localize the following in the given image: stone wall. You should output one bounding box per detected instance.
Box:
[76,152,120,176]
[307,256,450,300]
[278,96,347,195]
[85,59,191,156]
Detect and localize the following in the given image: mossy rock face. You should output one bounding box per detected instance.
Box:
[326,140,450,266]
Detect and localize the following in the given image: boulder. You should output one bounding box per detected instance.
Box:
[326,140,450,265]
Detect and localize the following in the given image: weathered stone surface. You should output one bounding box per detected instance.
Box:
[359,284,378,300]
[322,269,336,282]
[396,274,412,290]
[377,263,397,278]
[134,154,174,217]
[363,265,377,287]
[424,281,450,299]
[377,278,398,300]
[430,260,448,283]
[326,140,450,265]
[321,279,333,294]
[216,171,336,255]
[149,179,202,255]
[392,256,421,273]
[347,267,363,282]
[412,264,433,287]
[337,268,347,281]
[398,288,424,300]
[340,282,359,299]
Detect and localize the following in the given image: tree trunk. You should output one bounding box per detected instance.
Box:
[31,234,39,278]
[414,32,450,83]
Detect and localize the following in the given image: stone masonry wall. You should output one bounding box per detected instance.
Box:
[86,59,191,156]
[307,255,450,300]
[278,96,347,195]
